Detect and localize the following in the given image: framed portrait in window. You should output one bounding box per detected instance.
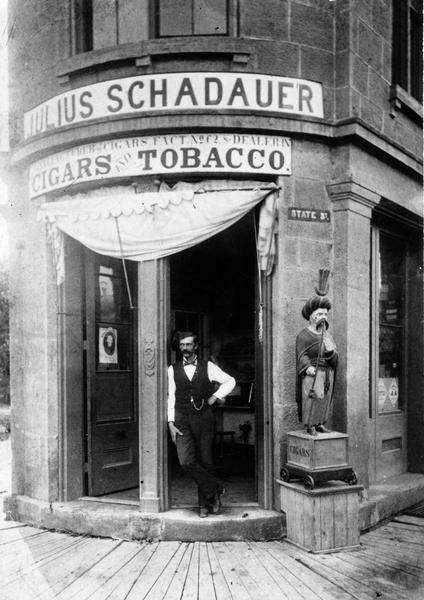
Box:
[99,327,118,365]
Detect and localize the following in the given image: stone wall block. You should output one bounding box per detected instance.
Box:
[254,41,300,77]
[322,86,335,121]
[357,20,383,73]
[294,177,332,207]
[351,0,373,23]
[300,47,334,88]
[10,426,25,495]
[389,117,424,158]
[297,239,333,267]
[360,95,383,131]
[9,0,63,110]
[280,268,320,300]
[381,40,392,82]
[239,0,289,39]
[335,50,350,88]
[291,3,333,52]
[335,8,350,53]
[351,89,361,117]
[24,435,42,499]
[273,403,299,469]
[352,55,369,95]
[283,238,300,266]
[368,70,390,107]
[292,142,332,182]
[335,86,351,120]
[372,0,391,41]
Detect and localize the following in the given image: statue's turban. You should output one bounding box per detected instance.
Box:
[301,295,332,320]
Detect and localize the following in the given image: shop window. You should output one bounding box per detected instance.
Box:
[156,0,229,36]
[376,231,406,413]
[392,0,423,103]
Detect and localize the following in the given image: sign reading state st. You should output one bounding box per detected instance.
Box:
[29,133,292,198]
[24,72,324,140]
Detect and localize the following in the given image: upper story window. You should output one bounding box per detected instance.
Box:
[74,0,93,54]
[392,0,423,103]
[155,0,229,36]
[73,0,230,54]
[73,0,150,54]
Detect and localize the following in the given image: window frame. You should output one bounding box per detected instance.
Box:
[73,0,94,54]
[71,0,238,55]
[371,224,409,418]
[152,0,237,38]
[392,0,423,105]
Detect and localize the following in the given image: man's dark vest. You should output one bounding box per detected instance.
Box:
[173,359,214,412]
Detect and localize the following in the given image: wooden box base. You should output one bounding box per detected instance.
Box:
[287,430,349,470]
[277,479,363,553]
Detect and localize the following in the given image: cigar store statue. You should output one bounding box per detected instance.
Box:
[296,270,338,436]
[280,272,357,489]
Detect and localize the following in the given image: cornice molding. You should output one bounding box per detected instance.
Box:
[55,38,255,81]
[327,180,381,218]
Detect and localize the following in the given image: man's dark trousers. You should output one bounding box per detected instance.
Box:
[175,407,221,508]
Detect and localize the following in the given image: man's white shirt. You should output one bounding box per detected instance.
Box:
[167,361,236,422]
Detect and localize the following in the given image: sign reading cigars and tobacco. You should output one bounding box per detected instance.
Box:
[24,72,324,140]
[29,133,292,197]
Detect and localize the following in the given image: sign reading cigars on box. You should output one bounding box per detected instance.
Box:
[29,133,292,198]
[24,72,324,140]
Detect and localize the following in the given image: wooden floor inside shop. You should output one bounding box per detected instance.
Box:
[0,512,423,599]
[97,471,257,507]
[98,440,257,508]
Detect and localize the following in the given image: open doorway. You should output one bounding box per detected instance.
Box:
[169,211,258,507]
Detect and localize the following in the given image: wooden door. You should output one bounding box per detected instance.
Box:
[85,251,139,496]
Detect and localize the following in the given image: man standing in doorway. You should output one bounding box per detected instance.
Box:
[168,331,236,518]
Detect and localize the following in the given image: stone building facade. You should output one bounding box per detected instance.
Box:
[3,0,423,539]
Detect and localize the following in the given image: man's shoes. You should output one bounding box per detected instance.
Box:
[316,424,331,433]
[210,487,225,515]
[306,426,317,436]
[199,507,209,518]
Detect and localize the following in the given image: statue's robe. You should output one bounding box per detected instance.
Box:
[296,327,338,427]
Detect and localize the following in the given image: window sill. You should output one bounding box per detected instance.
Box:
[390,85,423,122]
[56,38,252,83]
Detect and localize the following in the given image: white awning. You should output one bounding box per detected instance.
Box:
[38,182,279,284]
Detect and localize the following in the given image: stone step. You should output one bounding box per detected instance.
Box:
[3,494,285,542]
[161,507,285,541]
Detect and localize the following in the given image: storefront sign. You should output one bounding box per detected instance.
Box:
[288,207,330,222]
[29,133,292,197]
[24,72,324,140]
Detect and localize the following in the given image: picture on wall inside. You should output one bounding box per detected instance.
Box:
[99,327,118,365]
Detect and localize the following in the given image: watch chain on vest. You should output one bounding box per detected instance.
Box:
[173,359,214,413]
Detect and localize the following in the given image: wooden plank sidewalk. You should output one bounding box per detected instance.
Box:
[0,514,422,600]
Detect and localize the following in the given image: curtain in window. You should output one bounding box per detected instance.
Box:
[38,182,278,284]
